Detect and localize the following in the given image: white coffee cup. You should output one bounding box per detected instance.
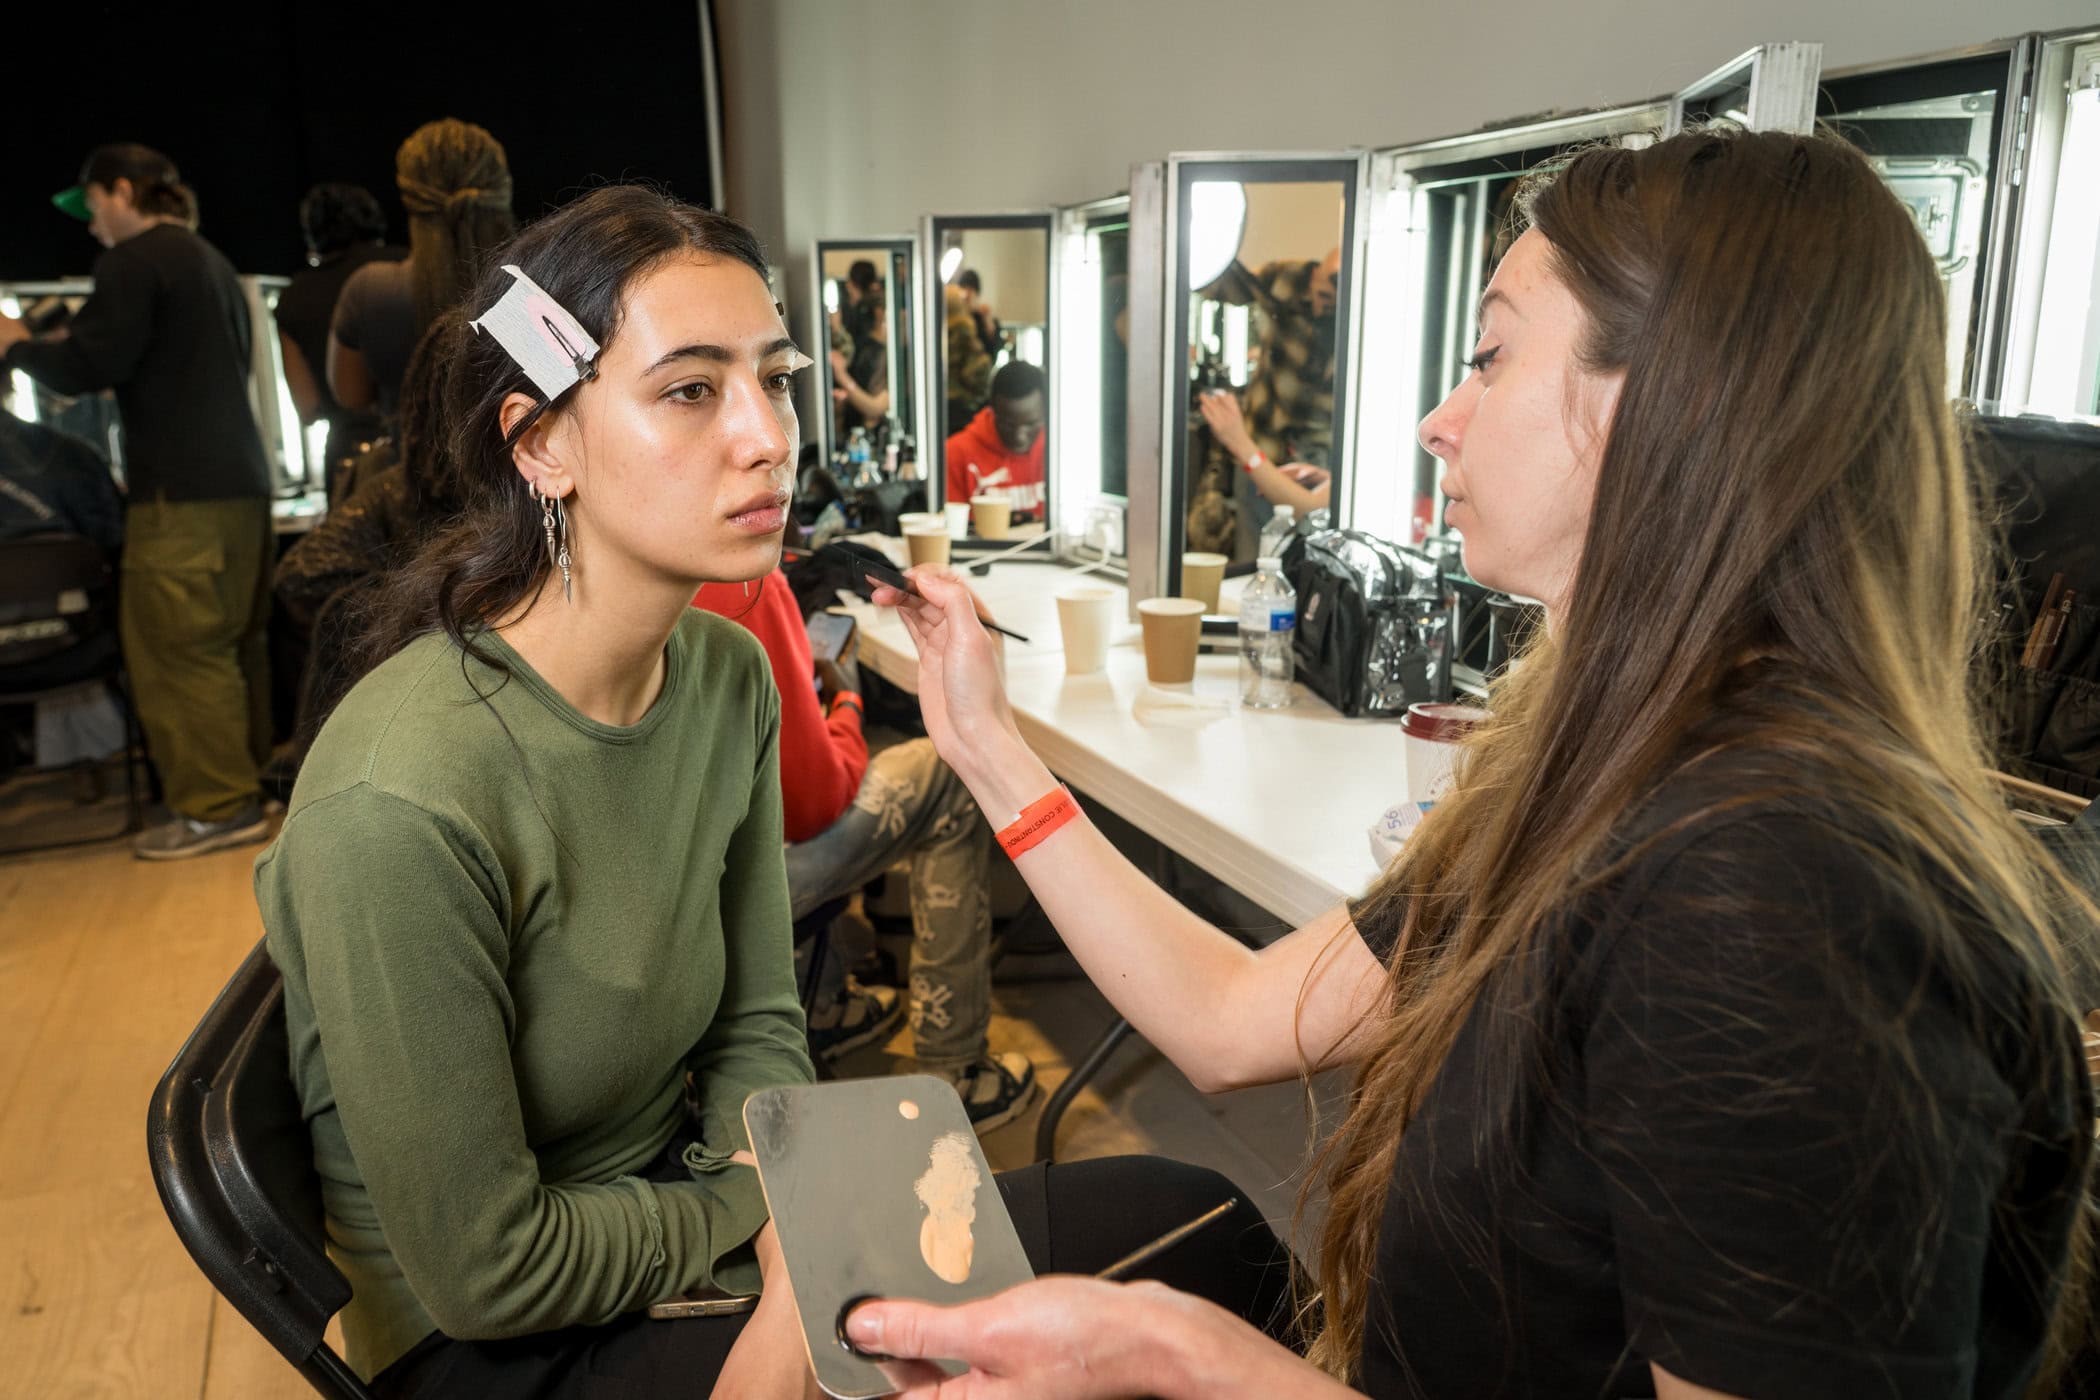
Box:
[1055,586,1119,675]
[1400,702,1492,806]
[943,502,972,541]
[897,511,943,535]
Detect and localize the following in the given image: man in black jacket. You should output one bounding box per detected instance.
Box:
[0,143,275,859]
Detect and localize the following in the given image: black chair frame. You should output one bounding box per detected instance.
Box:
[147,940,373,1399]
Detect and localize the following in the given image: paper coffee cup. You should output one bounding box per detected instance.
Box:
[904,523,951,568]
[1055,585,1119,675]
[1399,702,1491,806]
[1136,597,1206,686]
[1180,553,1228,614]
[971,495,1012,540]
[897,511,943,534]
[944,502,972,540]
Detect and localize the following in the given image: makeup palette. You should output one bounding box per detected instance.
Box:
[743,1076,1034,1398]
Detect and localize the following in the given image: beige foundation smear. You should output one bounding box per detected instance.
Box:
[898,1099,921,1120]
[913,1131,980,1284]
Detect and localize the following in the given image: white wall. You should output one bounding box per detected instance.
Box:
[1237,182,1347,272]
[715,0,2093,422]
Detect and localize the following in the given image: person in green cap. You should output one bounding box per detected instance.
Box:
[0,142,276,859]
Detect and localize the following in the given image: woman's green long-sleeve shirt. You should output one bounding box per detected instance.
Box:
[255,612,813,1380]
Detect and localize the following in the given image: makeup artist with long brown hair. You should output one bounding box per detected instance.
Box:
[855,125,2096,1398]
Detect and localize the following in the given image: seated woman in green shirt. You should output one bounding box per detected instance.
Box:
[256,186,823,1397]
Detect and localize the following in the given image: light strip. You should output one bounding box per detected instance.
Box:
[2028,86,2100,416]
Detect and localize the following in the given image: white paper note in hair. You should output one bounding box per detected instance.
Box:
[470,265,603,400]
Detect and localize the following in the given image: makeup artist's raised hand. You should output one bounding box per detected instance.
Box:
[869,566,1023,781]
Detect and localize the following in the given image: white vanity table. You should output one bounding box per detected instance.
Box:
[842,557,1415,928]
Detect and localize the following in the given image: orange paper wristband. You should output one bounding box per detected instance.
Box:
[996,786,1081,859]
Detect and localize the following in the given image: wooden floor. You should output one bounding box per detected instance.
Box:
[0,796,1332,1399]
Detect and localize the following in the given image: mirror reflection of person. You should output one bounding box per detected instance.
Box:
[832,259,881,350]
[954,268,1003,361]
[943,283,996,436]
[1197,388,1329,516]
[944,360,1044,515]
[856,129,2094,1400]
[1187,247,1341,558]
[829,297,890,434]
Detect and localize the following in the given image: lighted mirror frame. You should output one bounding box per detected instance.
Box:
[1150,151,1370,609]
[918,212,1055,521]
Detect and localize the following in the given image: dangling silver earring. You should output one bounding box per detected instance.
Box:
[742,581,750,599]
[531,482,573,604]
[554,496,573,604]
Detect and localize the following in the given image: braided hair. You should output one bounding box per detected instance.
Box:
[394,119,516,335]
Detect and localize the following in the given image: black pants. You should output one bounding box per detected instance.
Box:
[372,1155,1295,1399]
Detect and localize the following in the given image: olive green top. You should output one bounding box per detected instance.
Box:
[256,612,812,1379]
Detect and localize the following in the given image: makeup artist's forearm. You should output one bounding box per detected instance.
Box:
[1147,1288,1364,1400]
[951,734,1310,1091]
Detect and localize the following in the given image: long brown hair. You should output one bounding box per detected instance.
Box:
[395,118,516,334]
[1303,127,2093,1377]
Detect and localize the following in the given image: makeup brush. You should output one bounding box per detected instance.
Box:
[1093,1198,1240,1282]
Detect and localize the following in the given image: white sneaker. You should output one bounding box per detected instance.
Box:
[133,803,271,861]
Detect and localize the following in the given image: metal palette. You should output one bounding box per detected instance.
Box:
[743,1076,1034,1398]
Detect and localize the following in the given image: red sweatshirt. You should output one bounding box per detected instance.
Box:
[693,570,868,842]
[944,406,1046,513]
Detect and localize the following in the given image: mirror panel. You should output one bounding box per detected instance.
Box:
[1163,155,1364,602]
[811,238,917,474]
[925,214,1053,532]
[1820,43,2028,399]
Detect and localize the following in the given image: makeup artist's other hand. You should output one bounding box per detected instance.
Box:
[849,1277,1231,1400]
[869,566,1019,779]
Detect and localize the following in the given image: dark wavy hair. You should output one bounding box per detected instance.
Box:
[299,183,387,259]
[346,184,769,690]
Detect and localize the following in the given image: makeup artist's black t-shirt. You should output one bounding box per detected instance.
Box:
[1350,752,2090,1399]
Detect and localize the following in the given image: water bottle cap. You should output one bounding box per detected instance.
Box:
[1255,556,1282,572]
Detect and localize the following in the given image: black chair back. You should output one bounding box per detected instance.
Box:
[0,532,114,670]
[147,941,372,1399]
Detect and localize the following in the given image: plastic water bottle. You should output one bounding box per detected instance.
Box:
[1238,557,1296,709]
[1258,505,1296,565]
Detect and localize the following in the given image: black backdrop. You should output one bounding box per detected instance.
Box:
[3,3,716,280]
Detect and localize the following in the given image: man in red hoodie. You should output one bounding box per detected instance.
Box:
[695,572,1038,1132]
[943,360,1046,519]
